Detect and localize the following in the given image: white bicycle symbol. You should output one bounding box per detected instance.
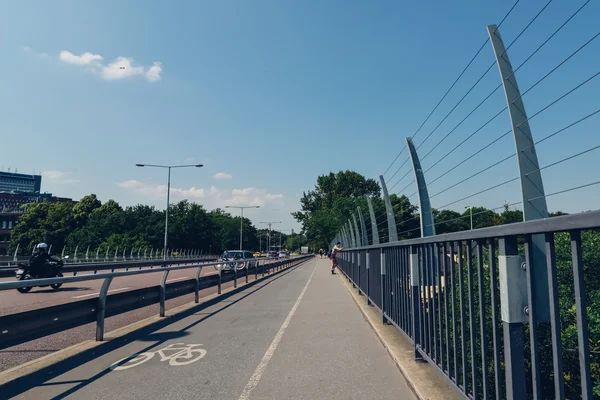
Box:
[110,343,207,371]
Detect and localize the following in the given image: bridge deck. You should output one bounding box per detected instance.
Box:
[8,258,415,400]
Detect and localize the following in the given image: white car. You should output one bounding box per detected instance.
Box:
[278,251,288,259]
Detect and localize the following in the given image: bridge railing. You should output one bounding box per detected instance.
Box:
[0,257,218,278]
[0,255,312,351]
[337,211,599,400]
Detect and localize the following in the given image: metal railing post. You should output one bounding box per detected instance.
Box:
[498,236,527,399]
[160,270,170,317]
[218,269,222,294]
[352,251,356,288]
[381,249,387,324]
[245,262,249,283]
[96,277,113,341]
[195,266,203,303]
[234,265,238,288]
[410,245,422,359]
[366,250,371,305]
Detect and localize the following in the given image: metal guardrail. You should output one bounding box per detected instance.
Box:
[0,254,217,268]
[0,257,218,278]
[0,255,312,350]
[336,211,600,400]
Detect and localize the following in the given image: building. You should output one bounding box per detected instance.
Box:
[0,171,42,193]
[0,171,73,255]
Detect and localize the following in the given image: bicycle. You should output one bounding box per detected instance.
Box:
[110,343,207,371]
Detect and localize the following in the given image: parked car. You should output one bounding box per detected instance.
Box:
[215,250,258,271]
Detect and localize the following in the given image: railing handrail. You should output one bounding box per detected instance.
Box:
[0,256,286,291]
[0,256,216,269]
[342,209,600,250]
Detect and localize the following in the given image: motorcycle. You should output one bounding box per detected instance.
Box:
[15,255,68,293]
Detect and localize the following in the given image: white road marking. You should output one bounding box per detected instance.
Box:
[238,264,317,400]
[72,287,131,299]
[166,277,189,283]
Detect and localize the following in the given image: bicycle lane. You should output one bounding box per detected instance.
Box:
[9,260,317,400]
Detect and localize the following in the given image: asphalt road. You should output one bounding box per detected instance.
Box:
[0,262,271,371]
[7,258,416,400]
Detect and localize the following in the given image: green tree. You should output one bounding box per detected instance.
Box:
[433,209,470,234]
[9,201,75,255]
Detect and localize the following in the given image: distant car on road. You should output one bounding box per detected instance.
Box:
[267,251,278,259]
[253,252,262,258]
[278,251,288,259]
[215,250,258,271]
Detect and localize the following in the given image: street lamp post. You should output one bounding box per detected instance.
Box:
[135,163,203,260]
[225,206,260,250]
[466,205,473,230]
[260,221,281,253]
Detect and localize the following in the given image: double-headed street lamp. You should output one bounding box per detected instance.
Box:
[135,163,204,260]
[225,205,260,250]
[260,221,281,252]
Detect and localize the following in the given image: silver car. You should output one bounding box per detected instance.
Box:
[215,250,258,271]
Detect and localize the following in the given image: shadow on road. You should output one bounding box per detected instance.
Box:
[2,262,306,399]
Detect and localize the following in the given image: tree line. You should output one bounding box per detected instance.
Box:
[9,194,304,256]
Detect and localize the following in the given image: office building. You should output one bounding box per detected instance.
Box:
[0,171,42,193]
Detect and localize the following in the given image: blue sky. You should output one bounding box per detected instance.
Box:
[1,0,598,231]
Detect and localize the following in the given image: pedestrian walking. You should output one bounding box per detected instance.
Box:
[319,248,324,258]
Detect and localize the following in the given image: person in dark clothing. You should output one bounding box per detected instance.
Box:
[29,243,51,277]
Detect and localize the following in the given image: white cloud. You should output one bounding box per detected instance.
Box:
[53,49,161,82]
[213,172,232,180]
[59,50,103,65]
[146,62,162,82]
[118,181,284,209]
[41,170,79,185]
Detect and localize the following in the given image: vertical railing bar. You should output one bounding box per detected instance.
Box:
[450,243,458,384]
[443,242,450,375]
[467,240,478,400]
[525,235,541,399]
[458,241,468,393]
[420,245,427,353]
[405,247,410,334]
[570,230,593,399]
[426,243,433,356]
[477,240,489,400]
[545,233,564,399]
[396,248,401,327]
[489,239,502,400]
[437,243,444,370]
[429,243,437,363]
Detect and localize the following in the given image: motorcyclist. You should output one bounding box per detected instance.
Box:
[29,243,52,277]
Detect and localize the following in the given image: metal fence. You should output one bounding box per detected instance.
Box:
[0,257,218,278]
[0,245,216,266]
[337,211,599,400]
[0,255,312,350]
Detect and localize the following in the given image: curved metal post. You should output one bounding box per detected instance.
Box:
[74,246,79,262]
[357,207,369,246]
[379,175,398,242]
[160,270,170,317]
[406,137,436,237]
[347,221,356,248]
[96,277,113,341]
[352,214,362,248]
[365,196,380,245]
[487,24,550,322]
[85,246,90,261]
